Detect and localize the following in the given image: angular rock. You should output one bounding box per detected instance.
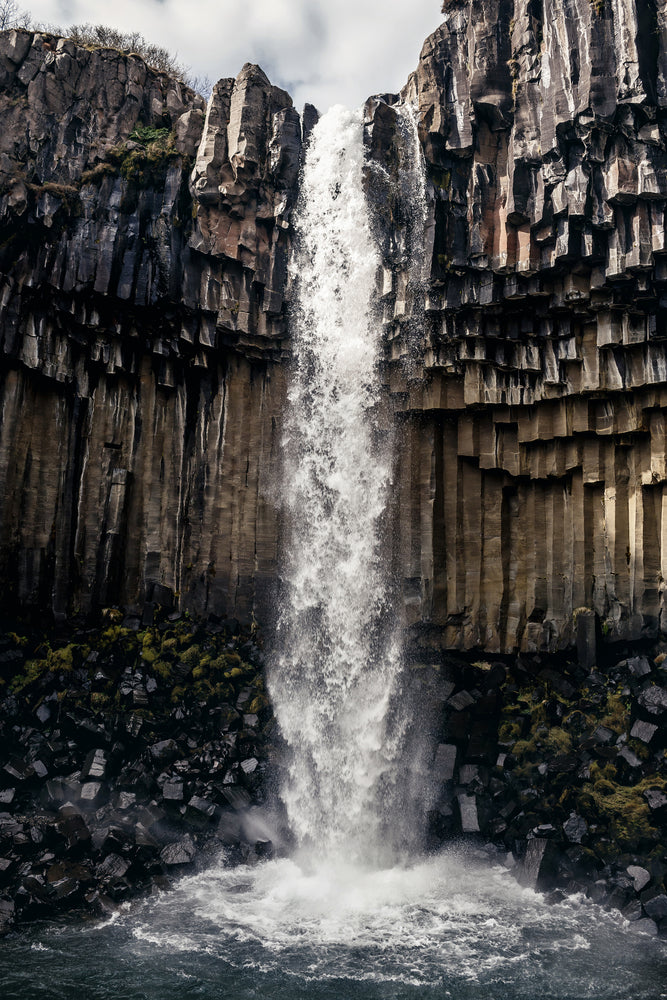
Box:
[221,787,252,811]
[160,836,196,867]
[643,894,667,922]
[82,749,108,781]
[638,686,667,717]
[96,854,130,880]
[457,793,480,833]
[433,743,457,782]
[627,657,652,679]
[520,839,559,891]
[162,779,184,803]
[630,720,658,744]
[627,866,651,893]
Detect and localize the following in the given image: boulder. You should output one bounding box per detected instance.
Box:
[627,866,651,893]
[520,838,560,890]
[160,836,196,867]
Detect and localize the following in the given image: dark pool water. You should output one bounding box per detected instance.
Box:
[1,848,665,1000]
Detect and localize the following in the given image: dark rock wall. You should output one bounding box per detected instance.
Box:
[4,10,667,654]
[0,31,295,622]
[384,0,667,652]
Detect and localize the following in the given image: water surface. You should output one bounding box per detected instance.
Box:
[2,848,665,1000]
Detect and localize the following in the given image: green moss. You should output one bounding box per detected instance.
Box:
[247,694,268,714]
[180,645,202,667]
[511,738,534,758]
[10,658,47,693]
[170,684,186,704]
[153,660,173,682]
[589,777,663,847]
[105,130,183,187]
[47,644,75,673]
[499,720,522,744]
[129,125,171,145]
[599,689,630,734]
[80,162,119,186]
[544,726,573,754]
[194,678,214,700]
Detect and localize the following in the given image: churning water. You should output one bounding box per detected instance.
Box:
[2,107,667,998]
[1,849,666,999]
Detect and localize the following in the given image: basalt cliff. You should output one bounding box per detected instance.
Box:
[2,2,667,656]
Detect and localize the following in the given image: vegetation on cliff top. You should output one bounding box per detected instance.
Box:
[0,2,211,95]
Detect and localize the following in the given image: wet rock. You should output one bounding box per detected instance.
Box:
[0,897,15,934]
[186,796,217,822]
[79,781,106,806]
[215,812,242,844]
[35,704,51,724]
[630,918,658,937]
[160,836,196,867]
[149,740,179,767]
[576,610,596,670]
[433,743,457,781]
[622,898,643,922]
[587,881,608,905]
[627,866,651,892]
[520,839,559,891]
[96,854,130,880]
[222,787,252,811]
[644,788,667,816]
[627,657,652,679]
[56,807,91,853]
[643,894,667,921]
[638,686,667,717]
[448,691,477,712]
[630,720,658,744]
[617,747,642,770]
[162,779,184,803]
[590,726,614,745]
[3,757,35,782]
[457,793,480,833]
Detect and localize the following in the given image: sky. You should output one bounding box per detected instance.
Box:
[26,0,444,111]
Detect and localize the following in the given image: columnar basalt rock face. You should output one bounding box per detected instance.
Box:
[0,30,296,621]
[4,10,667,653]
[372,0,667,653]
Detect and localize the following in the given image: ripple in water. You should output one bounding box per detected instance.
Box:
[2,849,666,999]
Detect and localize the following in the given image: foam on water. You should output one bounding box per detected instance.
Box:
[111,849,662,996]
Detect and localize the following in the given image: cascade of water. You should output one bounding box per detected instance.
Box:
[268,104,429,867]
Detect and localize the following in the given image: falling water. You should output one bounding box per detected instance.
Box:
[267,104,425,864]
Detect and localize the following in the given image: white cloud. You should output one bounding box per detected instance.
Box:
[26,0,442,110]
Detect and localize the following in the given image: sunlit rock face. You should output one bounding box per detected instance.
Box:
[379,0,667,653]
[3,5,667,654]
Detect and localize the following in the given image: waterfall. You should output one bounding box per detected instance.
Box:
[267,104,427,867]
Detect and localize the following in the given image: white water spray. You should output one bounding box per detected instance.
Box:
[268,105,425,865]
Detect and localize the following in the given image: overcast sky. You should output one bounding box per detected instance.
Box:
[26,0,443,110]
